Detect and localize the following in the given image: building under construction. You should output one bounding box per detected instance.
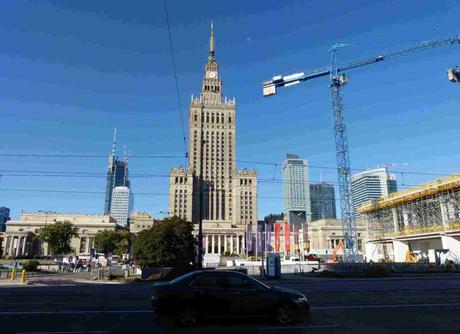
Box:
[359,173,460,263]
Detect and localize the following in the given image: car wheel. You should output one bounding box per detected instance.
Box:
[275,302,296,325]
[175,305,198,327]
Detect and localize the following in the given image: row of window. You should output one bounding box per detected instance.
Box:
[203,84,220,92]
[193,112,232,124]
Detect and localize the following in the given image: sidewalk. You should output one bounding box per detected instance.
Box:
[0,271,125,287]
[259,271,460,283]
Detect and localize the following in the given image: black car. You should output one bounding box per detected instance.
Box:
[151,270,310,326]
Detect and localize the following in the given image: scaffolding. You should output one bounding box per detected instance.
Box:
[359,174,460,239]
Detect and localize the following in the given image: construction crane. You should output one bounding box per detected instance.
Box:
[263,35,460,262]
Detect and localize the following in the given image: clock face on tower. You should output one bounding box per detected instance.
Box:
[209,71,216,78]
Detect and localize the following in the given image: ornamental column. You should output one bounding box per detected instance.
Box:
[22,236,27,256]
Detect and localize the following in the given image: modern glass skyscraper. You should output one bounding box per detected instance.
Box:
[0,206,10,232]
[104,129,130,215]
[110,186,133,227]
[310,183,337,222]
[282,154,311,225]
[351,167,397,215]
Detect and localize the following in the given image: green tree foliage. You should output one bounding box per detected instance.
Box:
[23,259,40,271]
[38,221,79,256]
[132,216,195,268]
[94,230,131,257]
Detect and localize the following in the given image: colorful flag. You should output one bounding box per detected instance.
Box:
[246,224,253,253]
[285,223,291,253]
[275,223,281,252]
[257,224,263,254]
[265,223,272,252]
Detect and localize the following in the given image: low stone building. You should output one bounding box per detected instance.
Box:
[129,211,155,234]
[307,219,368,257]
[1,211,116,258]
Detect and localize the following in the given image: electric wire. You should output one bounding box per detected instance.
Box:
[163,0,188,165]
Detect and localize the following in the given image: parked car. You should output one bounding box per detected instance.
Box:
[151,270,310,326]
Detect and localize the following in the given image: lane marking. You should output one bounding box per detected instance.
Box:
[313,302,460,310]
[17,332,109,334]
[0,310,152,315]
[2,302,460,316]
[260,324,339,330]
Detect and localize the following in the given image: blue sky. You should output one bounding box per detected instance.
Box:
[0,0,459,219]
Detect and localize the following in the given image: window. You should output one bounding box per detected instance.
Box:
[191,274,222,288]
[223,275,257,290]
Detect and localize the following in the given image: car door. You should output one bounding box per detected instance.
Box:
[222,274,270,317]
[189,273,230,318]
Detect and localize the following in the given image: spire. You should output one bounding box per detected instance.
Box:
[111,128,117,156]
[209,20,215,61]
[123,144,128,163]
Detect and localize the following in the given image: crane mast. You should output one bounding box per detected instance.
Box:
[263,35,459,262]
[330,45,359,261]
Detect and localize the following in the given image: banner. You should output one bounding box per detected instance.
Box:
[293,224,299,245]
[292,224,299,252]
[303,223,309,250]
[265,223,272,252]
[246,224,253,253]
[274,223,281,252]
[285,223,290,253]
[257,224,263,254]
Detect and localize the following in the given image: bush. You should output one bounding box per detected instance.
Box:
[23,260,40,272]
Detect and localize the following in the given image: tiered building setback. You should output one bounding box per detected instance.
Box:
[169,23,257,256]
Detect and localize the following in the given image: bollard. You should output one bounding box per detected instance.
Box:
[10,269,16,281]
[21,270,27,283]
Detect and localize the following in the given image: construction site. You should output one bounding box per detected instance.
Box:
[359,173,460,264]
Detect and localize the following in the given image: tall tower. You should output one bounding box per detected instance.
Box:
[104,129,130,215]
[310,182,337,222]
[282,153,311,225]
[110,186,134,227]
[169,23,257,256]
[188,21,236,223]
[351,167,397,217]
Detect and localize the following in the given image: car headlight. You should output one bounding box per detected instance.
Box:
[294,296,308,303]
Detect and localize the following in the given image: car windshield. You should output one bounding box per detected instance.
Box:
[170,271,199,285]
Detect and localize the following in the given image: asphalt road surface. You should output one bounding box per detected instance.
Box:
[1,275,460,334]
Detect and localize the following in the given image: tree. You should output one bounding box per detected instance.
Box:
[38,221,79,256]
[94,230,131,257]
[132,216,195,268]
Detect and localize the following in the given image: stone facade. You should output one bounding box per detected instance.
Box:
[1,212,116,258]
[169,23,257,256]
[129,211,155,234]
[307,219,367,255]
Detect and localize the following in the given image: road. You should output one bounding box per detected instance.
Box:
[1,275,460,333]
